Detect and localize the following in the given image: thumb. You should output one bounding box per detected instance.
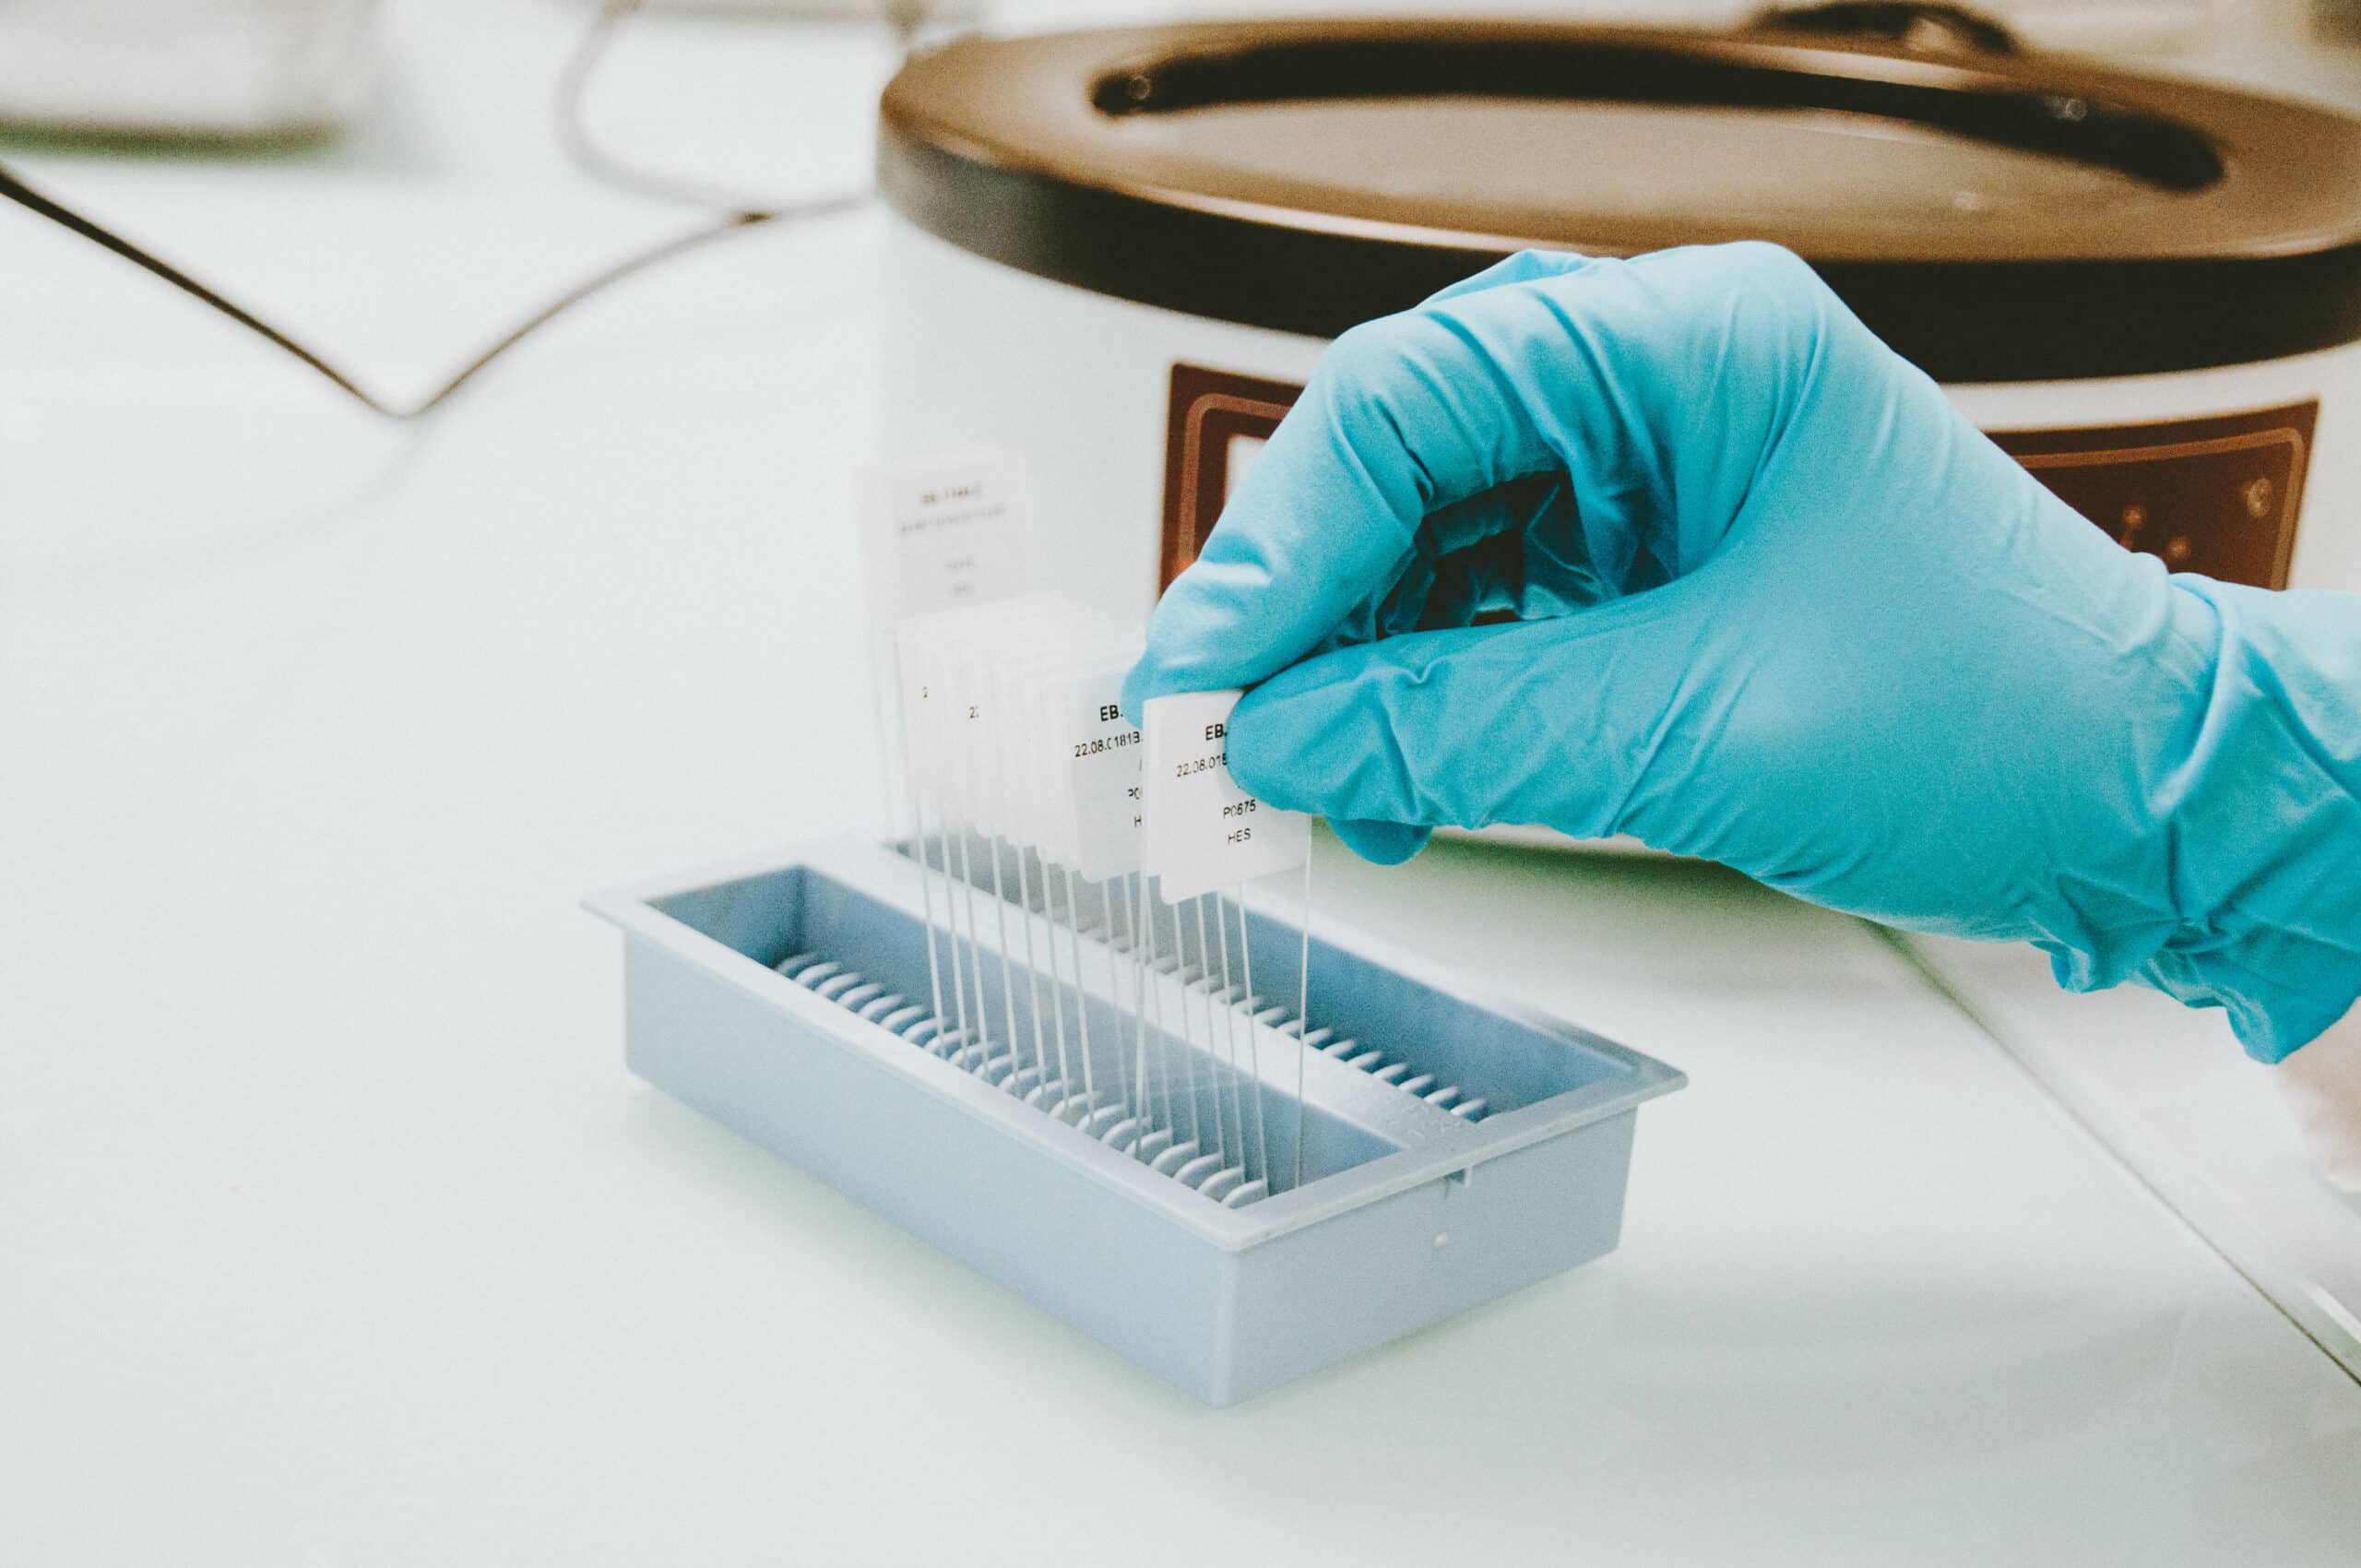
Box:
[1226,601,1685,842]
[1327,819,1432,866]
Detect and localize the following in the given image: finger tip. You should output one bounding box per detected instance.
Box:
[1329,818,1430,866]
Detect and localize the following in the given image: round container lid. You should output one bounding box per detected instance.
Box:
[878,19,2361,381]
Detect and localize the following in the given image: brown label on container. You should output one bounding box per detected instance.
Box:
[1160,363,1303,591]
[1987,402,2316,590]
[1161,363,2317,593]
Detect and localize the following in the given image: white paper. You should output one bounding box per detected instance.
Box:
[1139,689,1311,904]
[860,450,1032,624]
[1062,649,1146,882]
[897,597,1048,832]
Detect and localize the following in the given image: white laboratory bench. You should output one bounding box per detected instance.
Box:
[2,4,2355,1563]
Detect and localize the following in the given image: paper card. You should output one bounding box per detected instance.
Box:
[996,629,1100,863]
[1062,651,1146,883]
[897,598,1046,831]
[1019,648,1100,871]
[944,599,1057,837]
[1139,689,1311,904]
[860,451,1032,624]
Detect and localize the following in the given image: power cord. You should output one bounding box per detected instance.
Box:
[0,0,877,420]
[557,0,887,215]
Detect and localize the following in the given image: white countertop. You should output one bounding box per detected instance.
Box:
[3,4,2356,1562]
[1908,932,2361,1381]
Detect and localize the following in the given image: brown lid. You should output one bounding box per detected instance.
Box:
[879,19,2361,380]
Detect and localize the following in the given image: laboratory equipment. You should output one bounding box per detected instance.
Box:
[588,592,1686,1405]
[589,838,1682,1405]
[874,18,2361,608]
[0,0,869,421]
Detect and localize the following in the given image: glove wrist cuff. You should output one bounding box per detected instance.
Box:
[2128,582,2361,1062]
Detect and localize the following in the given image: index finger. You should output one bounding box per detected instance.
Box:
[1120,241,1825,719]
[1122,257,1578,718]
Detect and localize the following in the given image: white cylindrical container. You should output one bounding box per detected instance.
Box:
[877,19,2361,611]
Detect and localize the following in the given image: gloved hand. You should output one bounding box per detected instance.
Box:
[1123,244,2361,1064]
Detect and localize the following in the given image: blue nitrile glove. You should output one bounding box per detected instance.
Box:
[1122,244,2361,1063]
